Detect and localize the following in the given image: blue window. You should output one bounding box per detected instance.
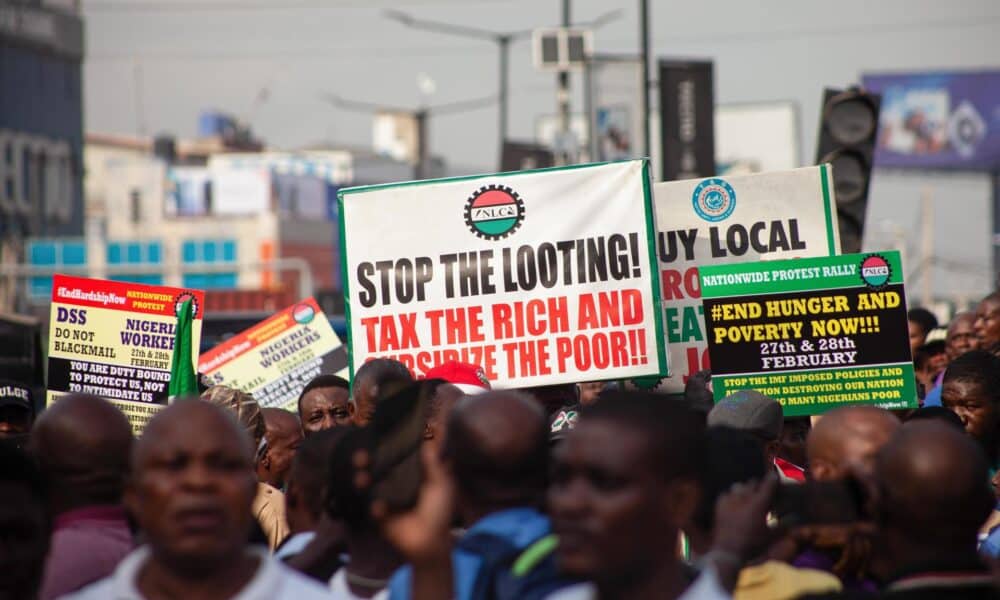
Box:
[202,241,217,263]
[126,242,142,263]
[107,244,121,264]
[182,272,237,290]
[26,239,89,299]
[106,241,162,285]
[63,243,86,265]
[30,243,56,266]
[109,274,163,286]
[222,240,236,262]
[182,241,198,263]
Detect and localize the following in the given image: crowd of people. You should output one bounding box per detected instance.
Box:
[4,294,1000,599]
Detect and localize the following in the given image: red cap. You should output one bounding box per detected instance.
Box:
[423,361,491,395]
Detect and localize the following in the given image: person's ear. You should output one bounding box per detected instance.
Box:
[347,401,357,417]
[261,450,272,471]
[664,479,701,529]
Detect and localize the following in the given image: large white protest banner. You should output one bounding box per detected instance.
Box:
[339,160,668,388]
[652,165,840,394]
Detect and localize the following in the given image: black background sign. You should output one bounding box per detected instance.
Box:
[659,59,715,181]
[703,284,910,375]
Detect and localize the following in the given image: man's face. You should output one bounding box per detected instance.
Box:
[126,416,257,569]
[264,427,303,488]
[300,387,351,436]
[975,299,1000,348]
[947,318,979,360]
[778,418,810,468]
[0,405,31,439]
[549,420,679,581]
[577,382,605,406]
[908,321,927,356]
[942,379,998,443]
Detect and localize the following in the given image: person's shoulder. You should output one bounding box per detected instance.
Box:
[543,582,597,600]
[274,559,334,599]
[55,576,116,600]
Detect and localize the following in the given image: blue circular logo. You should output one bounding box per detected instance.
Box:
[692,178,736,222]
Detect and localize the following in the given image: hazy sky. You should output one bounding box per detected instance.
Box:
[81,0,1000,301]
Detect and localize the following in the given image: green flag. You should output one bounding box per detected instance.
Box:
[168,298,198,399]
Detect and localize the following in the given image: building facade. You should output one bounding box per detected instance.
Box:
[0,1,85,311]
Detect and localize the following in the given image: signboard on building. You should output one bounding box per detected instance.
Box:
[862,70,1000,170]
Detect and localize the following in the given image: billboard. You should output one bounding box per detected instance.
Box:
[862,70,1000,170]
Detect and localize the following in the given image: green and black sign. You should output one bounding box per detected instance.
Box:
[699,251,916,416]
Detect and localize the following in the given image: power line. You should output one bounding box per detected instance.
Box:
[82,0,506,11]
[86,45,496,61]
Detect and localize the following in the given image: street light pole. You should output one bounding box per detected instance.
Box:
[499,34,511,150]
[640,0,651,159]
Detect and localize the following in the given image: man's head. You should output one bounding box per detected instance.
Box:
[298,375,351,437]
[200,385,264,448]
[974,292,1000,349]
[707,390,783,466]
[423,361,491,395]
[683,370,715,416]
[443,391,548,521]
[577,382,605,406]
[256,408,302,489]
[30,394,133,513]
[907,307,939,355]
[286,426,352,534]
[876,421,993,561]
[0,381,34,447]
[522,383,580,419]
[549,392,704,585]
[777,416,810,468]
[946,312,980,361]
[807,406,900,482]
[423,380,463,441]
[351,359,413,426]
[0,443,49,600]
[941,350,1000,450]
[913,341,947,392]
[126,400,257,575]
[687,427,766,548]
[324,427,376,534]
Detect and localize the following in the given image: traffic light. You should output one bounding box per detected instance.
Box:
[815,88,881,253]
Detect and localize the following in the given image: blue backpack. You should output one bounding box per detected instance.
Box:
[459,532,577,600]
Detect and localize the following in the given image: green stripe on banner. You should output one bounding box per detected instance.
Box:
[820,164,837,256]
[699,251,904,298]
[711,362,917,417]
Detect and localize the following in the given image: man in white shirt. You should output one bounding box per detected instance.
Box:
[62,399,330,600]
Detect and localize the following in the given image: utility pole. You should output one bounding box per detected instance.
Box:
[384,11,532,167]
[321,93,496,180]
[557,0,571,164]
[639,0,651,158]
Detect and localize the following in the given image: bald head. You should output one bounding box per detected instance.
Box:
[261,407,300,439]
[127,400,257,572]
[946,312,980,361]
[878,421,993,550]
[807,406,899,481]
[444,391,548,514]
[31,394,133,511]
[258,408,302,488]
[137,400,253,465]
